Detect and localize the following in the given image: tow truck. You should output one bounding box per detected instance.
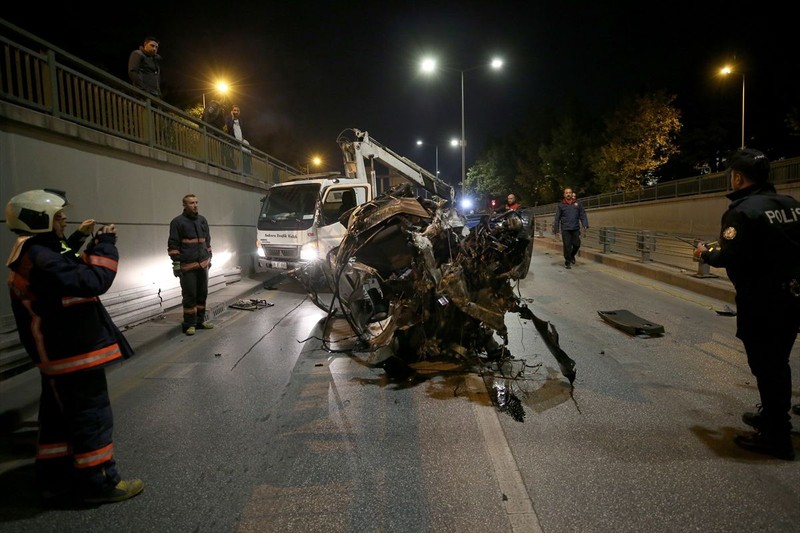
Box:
[254,128,453,274]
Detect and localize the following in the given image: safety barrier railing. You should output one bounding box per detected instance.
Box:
[533,218,716,275]
[531,157,800,218]
[0,18,299,185]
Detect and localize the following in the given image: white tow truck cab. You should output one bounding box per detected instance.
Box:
[254,129,453,274]
[255,172,370,272]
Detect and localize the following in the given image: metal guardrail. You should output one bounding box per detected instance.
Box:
[533,218,719,277]
[0,18,299,185]
[531,157,800,218]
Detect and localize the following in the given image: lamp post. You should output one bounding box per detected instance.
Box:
[420,57,503,191]
[415,140,439,176]
[719,65,745,149]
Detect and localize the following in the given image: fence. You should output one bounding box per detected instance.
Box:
[0,18,298,185]
[531,157,800,218]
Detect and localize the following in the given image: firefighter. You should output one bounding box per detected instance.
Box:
[168,193,214,335]
[695,149,800,460]
[5,189,144,504]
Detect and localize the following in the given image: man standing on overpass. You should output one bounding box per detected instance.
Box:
[695,148,800,460]
[553,187,589,269]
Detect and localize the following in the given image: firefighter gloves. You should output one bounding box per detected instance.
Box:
[172,261,181,277]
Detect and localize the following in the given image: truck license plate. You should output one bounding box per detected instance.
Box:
[271,261,287,269]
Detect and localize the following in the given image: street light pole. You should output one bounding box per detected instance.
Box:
[719,65,745,149]
[460,70,466,191]
[420,56,502,195]
[740,74,746,149]
[416,140,439,176]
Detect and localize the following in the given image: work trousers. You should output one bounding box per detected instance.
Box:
[180,267,209,329]
[561,229,582,263]
[36,368,120,496]
[742,326,797,437]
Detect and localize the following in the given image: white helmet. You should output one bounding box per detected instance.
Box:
[5,189,68,234]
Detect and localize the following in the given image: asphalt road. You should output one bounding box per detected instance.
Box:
[1,248,798,532]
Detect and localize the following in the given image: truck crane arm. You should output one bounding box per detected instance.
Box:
[337,128,455,204]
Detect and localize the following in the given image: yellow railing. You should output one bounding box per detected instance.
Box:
[0,18,298,184]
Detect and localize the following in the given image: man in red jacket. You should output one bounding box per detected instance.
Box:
[6,189,144,504]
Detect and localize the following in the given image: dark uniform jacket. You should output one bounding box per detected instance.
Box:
[553,199,589,232]
[701,183,800,339]
[128,48,161,97]
[168,212,212,272]
[7,232,133,375]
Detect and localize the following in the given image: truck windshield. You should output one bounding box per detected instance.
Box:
[258,183,320,231]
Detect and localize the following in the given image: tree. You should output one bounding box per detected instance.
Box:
[591,91,682,191]
[464,140,515,202]
[539,110,601,197]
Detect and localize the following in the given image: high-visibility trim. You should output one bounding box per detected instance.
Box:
[168,249,179,256]
[19,298,48,360]
[181,237,206,243]
[86,254,118,272]
[37,442,71,460]
[74,443,113,468]
[61,295,99,307]
[38,343,123,375]
[179,259,210,271]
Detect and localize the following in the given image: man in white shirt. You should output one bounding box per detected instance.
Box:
[224,105,251,175]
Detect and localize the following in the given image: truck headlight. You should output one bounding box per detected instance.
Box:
[300,242,320,261]
[256,240,265,258]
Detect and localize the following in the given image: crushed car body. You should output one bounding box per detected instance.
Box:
[290,185,576,383]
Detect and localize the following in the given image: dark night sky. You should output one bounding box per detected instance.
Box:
[4,1,798,180]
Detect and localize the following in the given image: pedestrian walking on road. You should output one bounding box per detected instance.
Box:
[128,36,161,98]
[553,187,588,269]
[5,189,144,505]
[695,148,800,460]
[169,194,214,336]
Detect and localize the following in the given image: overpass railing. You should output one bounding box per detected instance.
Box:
[0,18,298,185]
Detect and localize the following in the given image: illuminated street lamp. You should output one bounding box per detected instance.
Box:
[420,56,503,189]
[299,155,322,174]
[719,65,745,149]
[415,139,439,176]
[203,80,230,108]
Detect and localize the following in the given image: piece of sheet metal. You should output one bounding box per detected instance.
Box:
[597,309,665,337]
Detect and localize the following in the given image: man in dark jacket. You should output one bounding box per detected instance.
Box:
[128,36,161,97]
[168,194,214,335]
[553,187,589,269]
[695,148,800,460]
[5,189,144,504]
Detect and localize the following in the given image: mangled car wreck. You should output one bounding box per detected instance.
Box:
[288,130,576,420]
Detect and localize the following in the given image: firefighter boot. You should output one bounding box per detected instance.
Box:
[83,478,144,504]
[196,311,214,329]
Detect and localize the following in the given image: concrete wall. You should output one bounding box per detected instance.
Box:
[0,106,270,324]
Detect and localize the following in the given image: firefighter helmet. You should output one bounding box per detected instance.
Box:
[5,189,68,234]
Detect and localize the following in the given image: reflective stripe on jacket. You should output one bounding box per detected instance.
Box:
[167,212,212,271]
[7,232,131,375]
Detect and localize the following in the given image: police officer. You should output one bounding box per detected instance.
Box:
[695,149,800,460]
[5,189,144,503]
